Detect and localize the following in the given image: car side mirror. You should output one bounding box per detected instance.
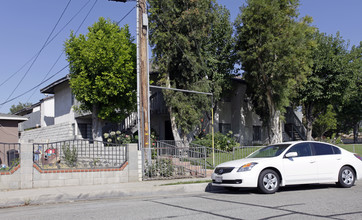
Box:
[285,152,298,158]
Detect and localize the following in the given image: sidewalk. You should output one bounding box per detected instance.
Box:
[0,178,213,208]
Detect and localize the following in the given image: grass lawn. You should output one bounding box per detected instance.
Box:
[186,144,362,170]
[338,144,362,155]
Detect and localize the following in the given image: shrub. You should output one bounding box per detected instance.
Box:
[192,131,238,151]
[144,158,174,177]
[62,144,78,167]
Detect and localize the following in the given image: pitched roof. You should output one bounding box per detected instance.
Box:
[40,74,70,94]
[0,113,28,121]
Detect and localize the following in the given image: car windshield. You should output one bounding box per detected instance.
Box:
[248,144,291,158]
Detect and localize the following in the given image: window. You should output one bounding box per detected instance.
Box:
[286,143,312,157]
[78,123,91,139]
[253,126,261,141]
[219,123,231,135]
[249,144,291,158]
[332,146,341,154]
[313,143,334,155]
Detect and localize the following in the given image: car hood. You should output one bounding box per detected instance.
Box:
[216,157,274,168]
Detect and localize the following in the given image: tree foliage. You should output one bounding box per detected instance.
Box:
[313,104,337,138]
[235,0,314,143]
[64,18,136,139]
[336,42,362,142]
[9,102,32,114]
[149,0,234,141]
[298,31,352,140]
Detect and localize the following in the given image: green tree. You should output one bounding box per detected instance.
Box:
[235,0,314,144]
[313,104,337,139]
[298,31,352,140]
[337,42,362,143]
[64,18,137,140]
[9,102,32,114]
[149,0,234,143]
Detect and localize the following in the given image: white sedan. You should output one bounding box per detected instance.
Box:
[211,141,362,194]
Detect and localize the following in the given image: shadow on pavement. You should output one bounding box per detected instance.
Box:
[205,183,341,195]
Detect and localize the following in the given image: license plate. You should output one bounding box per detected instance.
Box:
[215,175,223,183]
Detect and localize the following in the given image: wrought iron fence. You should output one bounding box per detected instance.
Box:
[142,142,207,180]
[142,141,264,180]
[33,139,127,170]
[0,142,20,171]
[157,140,263,168]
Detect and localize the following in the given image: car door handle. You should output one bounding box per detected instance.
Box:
[310,161,316,163]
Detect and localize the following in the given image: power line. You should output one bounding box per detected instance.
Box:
[2,1,136,107]
[0,0,73,111]
[116,5,136,25]
[0,0,91,90]
[0,65,69,106]
[26,0,99,103]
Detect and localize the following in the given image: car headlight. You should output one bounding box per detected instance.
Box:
[237,162,258,172]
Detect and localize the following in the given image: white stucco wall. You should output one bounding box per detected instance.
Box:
[54,82,76,125]
[41,97,54,127]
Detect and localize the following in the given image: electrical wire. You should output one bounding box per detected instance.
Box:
[1,1,136,107]
[0,0,73,111]
[26,0,99,102]
[116,5,136,25]
[0,0,91,89]
[0,65,69,106]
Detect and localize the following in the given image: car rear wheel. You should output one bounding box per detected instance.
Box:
[338,166,355,188]
[258,169,280,194]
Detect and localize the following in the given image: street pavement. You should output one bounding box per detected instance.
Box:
[0,178,213,208]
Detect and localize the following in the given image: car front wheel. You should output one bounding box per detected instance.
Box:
[258,169,280,194]
[338,166,355,188]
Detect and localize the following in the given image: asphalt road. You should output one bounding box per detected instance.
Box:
[1,183,362,220]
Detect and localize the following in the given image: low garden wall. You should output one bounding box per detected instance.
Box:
[0,142,141,190]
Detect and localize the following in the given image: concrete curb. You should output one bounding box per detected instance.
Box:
[0,179,213,208]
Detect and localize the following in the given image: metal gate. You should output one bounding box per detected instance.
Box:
[141,141,263,180]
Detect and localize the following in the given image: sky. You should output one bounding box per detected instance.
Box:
[0,0,361,114]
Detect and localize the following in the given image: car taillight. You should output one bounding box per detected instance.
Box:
[354,154,362,161]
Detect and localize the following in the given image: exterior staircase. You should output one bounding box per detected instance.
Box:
[170,157,214,178]
[284,107,307,141]
[120,112,138,134]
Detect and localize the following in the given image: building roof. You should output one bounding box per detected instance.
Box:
[0,113,28,121]
[40,74,70,94]
[13,96,54,116]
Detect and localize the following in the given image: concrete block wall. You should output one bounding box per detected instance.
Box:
[32,165,129,188]
[20,122,74,143]
[0,143,141,190]
[0,165,21,190]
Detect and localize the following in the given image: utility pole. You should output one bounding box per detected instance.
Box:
[137,0,150,150]
[109,0,150,150]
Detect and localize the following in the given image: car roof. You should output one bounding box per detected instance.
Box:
[273,141,338,146]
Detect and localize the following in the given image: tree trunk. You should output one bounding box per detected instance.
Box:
[305,103,314,141]
[165,74,183,146]
[239,104,246,145]
[92,104,104,141]
[265,90,282,144]
[168,106,182,145]
[268,110,283,144]
[353,122,359,143]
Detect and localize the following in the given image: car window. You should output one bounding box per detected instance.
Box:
[313,143,334,155]
[286,143,312,157]
[332,146,341,154]
[248,144,290,158]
